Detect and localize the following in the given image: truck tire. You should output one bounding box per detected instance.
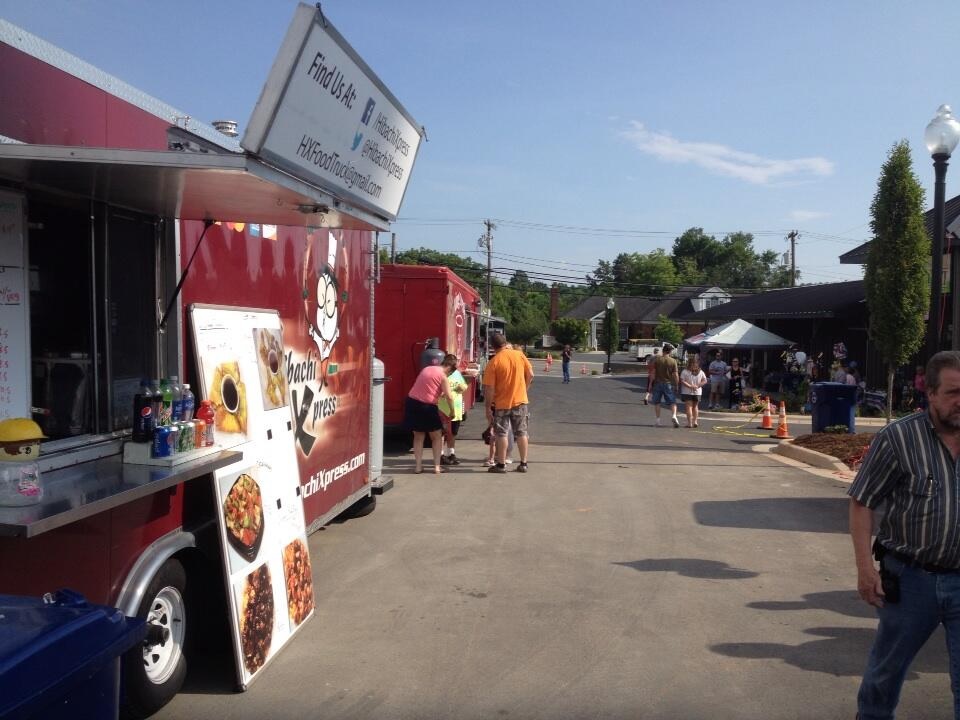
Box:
[122,558,190,719]
[343,493,377,518]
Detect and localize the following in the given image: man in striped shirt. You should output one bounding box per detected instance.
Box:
[849,351,960,719]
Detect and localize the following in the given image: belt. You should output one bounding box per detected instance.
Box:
[886,548,960,574]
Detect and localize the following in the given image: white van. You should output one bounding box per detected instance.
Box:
[635,339,662,362]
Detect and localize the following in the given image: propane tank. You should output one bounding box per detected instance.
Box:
[420,337,445,369]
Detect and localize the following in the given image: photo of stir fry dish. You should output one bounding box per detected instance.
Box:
[282,538,314,626]
[223,473,264,562]
[254,328,287,409]
[209,360,248,434]
[240,564,274,675]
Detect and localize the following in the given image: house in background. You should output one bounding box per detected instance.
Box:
[564,286,732,349]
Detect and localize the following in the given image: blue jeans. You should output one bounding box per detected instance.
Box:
[562,362,570,382]
[650,381,676,407]
[858,554,960,719]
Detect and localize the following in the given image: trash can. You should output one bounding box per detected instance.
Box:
[0,588,146,720]
[810,382,857,433]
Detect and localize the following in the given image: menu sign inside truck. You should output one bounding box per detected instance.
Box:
[190,305,315,689]
[0,191,28,420]
[242,3,423,221]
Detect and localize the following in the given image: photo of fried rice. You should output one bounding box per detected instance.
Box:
[282,538,314,626]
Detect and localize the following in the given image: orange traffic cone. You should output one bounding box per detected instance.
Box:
[580,363,587,375]
[772,400,791,439]
[758,396,773,430]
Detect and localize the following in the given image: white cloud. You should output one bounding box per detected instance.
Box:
[788,210,829,222]
[620,121,834,185]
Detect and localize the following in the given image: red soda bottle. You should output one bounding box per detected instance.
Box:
[195,400,216,447]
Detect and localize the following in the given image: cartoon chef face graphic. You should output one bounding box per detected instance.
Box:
[303,231,341,387]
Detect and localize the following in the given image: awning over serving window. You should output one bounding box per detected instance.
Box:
[0,143,388,230]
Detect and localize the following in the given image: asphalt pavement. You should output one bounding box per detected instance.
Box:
[154,369,951,720]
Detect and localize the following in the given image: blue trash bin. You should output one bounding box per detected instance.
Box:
[0,588,146,720]
[810,382,857,433]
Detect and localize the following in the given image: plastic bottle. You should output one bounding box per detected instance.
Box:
[181,383,195,421]
[158,378,173,426]
[195,400,216,447]
[132,378,155,443]
[150,379,163,425]
[170,375,183,422]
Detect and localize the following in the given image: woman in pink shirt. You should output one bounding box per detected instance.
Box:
[404,355,457,474]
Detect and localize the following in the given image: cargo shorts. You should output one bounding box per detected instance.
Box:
[493,404,530,438]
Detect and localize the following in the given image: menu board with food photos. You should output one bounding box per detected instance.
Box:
[189,305,314,689]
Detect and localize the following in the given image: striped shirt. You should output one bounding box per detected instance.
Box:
[848,411,960,568]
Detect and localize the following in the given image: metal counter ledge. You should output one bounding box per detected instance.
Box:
[0,449,242,538]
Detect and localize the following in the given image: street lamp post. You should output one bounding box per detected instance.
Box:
[604,298,615,374]
[925,105,960,357]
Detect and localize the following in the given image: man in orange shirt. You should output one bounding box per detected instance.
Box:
[483,334,534,473]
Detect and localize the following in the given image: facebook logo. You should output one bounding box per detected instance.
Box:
[361,98,376,125]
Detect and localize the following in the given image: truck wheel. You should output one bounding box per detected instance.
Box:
[122,559,190,719]
[343,493,377,518]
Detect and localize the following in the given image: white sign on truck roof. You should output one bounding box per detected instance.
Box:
[242,4,424,222]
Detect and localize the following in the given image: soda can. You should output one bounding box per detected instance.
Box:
[193,419,206,448]
[184,421,196,452]
[152,426,173,458]
[176,421,193,453]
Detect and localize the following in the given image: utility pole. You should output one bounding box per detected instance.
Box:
[390,232,396,263]
[786,230,799,286]
[478,219,495,313]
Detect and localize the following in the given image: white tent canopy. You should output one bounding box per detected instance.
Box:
[683,318,794,350]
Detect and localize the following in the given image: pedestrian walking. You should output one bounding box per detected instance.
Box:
[679,355,707,428]
[708,350,728,409]
[644,347,660,405]
[848,350,960,719]
[483,333,534,473]
[437,354,468,466]
[650,343,680,428]
[403,354,457,474]
[561,344,572,384]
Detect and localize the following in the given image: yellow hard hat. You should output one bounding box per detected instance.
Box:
[0,418,47,442]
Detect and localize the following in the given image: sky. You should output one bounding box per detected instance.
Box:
[3,1,960,289]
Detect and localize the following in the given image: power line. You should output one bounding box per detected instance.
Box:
[393,216,867,244]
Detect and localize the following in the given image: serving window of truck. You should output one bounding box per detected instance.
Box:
[0,4,423,717]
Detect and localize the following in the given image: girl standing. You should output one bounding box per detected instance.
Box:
[680,355,708,428]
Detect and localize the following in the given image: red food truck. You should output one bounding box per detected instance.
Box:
[0,5,422,717]
[375,264,482,428]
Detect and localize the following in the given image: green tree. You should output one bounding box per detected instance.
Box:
[391,247,487,288]
[865,140,929,422]
[602,304,620,368]
[654,313,684,346]
[672,227,722,281]
[589,250,678,297]
[551,317,589,348]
